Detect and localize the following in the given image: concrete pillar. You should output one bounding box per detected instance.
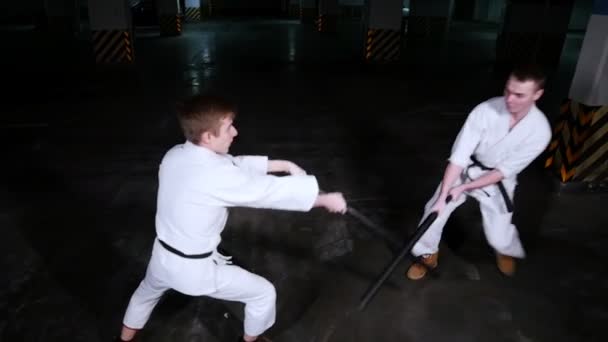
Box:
[300,0,317,23]
[88,0,134,65]
[43,0,78,34]
[495,0,574,76]
[363,0,403,63]
[184,0,202,21]
[568,0,594,30]
[157,0,182,36]
[318,0,339,32]
[546,0,608,187]
[569,11,608,105]
[407,0,454,40]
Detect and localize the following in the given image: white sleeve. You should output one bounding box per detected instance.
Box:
[196,164,319,211]
[448,104,485,168]
[495,124,551,179]
[226,155,269,175]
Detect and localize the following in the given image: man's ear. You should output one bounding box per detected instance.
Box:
[533,89,544,101]
[200,131,213,145]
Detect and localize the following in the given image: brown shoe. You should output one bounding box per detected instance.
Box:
[496,253,516,276]
[406,253,438,280]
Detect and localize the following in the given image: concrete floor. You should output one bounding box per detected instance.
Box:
[1,18,607,342]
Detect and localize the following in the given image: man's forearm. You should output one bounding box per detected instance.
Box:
[267,160,290,173]
[313,194,327,208]
[439,163,464,196]
[461,169,504,192]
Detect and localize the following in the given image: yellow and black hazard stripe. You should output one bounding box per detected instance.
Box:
[316,14,336,33]
[92,30,134,64]
[545,99,608,183]
[184,7,201,21]
[365,28,402,63]
[159,15,182,36]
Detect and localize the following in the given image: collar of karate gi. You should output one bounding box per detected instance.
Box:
[184,140,218,157]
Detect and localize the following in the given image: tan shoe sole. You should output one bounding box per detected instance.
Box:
[406,263,428,280]
[406,253,438,280]
[496,254,516,276]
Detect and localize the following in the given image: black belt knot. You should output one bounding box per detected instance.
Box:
[469,156,514,213]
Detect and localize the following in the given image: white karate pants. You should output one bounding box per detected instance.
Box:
[411,175,526,258]
[122,250,276,337]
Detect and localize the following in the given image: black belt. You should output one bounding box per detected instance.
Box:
[158,239,213,259]
[469,156,514,213]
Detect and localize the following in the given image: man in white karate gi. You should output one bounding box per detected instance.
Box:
[406,65,552,280]
[116,95,347,342]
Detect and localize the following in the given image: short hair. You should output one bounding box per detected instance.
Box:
[175,94,237,144]
[509,64,546,90]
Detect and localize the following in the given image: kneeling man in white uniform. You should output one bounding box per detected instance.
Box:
[117,95,347,342]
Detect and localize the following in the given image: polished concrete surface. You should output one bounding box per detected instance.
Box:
[1,17,607,342]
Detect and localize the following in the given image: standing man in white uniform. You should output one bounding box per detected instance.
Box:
[406,65,552,280]
[116,95,347,342]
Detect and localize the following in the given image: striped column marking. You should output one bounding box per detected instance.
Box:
[92,30,134,64]
[184,7,201,21]
[159,15,182,36]
[545,99,608,183]
[365,28,402,63]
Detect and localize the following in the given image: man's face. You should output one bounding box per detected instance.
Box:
[503,76,543,116]
[208,116,238,154]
